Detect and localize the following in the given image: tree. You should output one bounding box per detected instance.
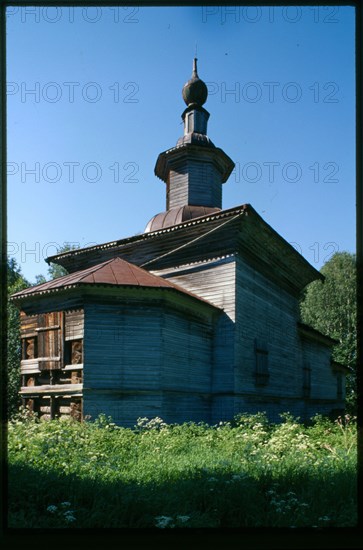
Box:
[300,252,357,414]
[7,259,29,418]
[35,242,80,282]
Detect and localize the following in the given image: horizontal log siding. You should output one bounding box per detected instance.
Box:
[186,161,222,208]
[55,214,242,273]
[168,160,222,209]
[162,393,211,425]
[233,257,341,421]
[233,395,342,423]
[154,258,236,421]
[161,311,213,393]
[168,169,189,209]
[84,304,162,391]
[234,256,302,402]
[20,312,38,336]
[83,300,216,426]
[233,396,308,424]
[83,391,162,427]
[300,338,339,401]
[153,257,236,320]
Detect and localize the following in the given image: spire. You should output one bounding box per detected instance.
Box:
[181,58,210,136]
[192,57,198,78]
[182,58,208,107]
[148,58,235,233]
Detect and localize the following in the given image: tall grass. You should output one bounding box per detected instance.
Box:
[7,410,357,528]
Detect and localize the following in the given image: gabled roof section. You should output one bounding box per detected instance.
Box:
[10,257,219,310]
[44,203,324,296]
[46,204,248,268]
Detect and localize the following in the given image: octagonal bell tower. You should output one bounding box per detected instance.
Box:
[145,59,235,232]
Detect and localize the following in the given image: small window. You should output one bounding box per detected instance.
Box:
[303,362,311,398]
[22,337,37,360]
[255,339,269,386]
[65,339,83,366]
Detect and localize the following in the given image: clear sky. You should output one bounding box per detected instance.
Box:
[6,5,356,283]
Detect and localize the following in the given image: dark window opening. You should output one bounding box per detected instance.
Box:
[254,339,269,386]
[38,371,51,385]
[22,337,37,360]
[65,339,83,366]
[23,375,36,387]
[303,362,311,398]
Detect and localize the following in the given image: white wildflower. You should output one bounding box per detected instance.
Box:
[155,515,174,528]
[46,505,57,513]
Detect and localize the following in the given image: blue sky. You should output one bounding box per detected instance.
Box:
[6,5,355,283]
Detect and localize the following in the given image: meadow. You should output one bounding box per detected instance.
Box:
[7,410,357,529]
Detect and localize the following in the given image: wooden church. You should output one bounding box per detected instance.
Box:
[11,59,348,426]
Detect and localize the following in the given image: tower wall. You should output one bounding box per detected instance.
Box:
[167,160,222,209]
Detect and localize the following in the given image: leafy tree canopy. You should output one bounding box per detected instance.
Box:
[300,251,357,413]
[35,242,80,282]
[7,258,30,418]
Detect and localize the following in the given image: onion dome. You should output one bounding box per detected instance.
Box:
[145,205,221,233]
[182,58,208,106]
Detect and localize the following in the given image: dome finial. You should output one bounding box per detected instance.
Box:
[182,57,208,107]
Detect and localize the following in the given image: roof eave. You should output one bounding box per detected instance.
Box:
[297,322,339,346]
[45,204,250,266]
[11,282,221,313]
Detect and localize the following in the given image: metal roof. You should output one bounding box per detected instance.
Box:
[46,204,248,265]
[11,257,219,309]
[44,203,324,295]
[144,205,221,233]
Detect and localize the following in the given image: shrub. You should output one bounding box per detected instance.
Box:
[7,412,357,528]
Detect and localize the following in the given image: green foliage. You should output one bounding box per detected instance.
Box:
[7,259,29,419]
[300,252,357,413]
[7,413,357,528]
[36,242,80,282]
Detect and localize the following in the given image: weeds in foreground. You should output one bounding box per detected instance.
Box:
[7,411,357,528]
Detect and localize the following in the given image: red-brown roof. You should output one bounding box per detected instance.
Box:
[11,257,218,309]
[144,205,221,233]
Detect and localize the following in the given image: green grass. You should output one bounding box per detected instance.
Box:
[7,411,357,528]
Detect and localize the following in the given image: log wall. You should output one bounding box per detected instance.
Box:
[83,300,215,427]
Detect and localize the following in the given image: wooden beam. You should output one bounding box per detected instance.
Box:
[20,383,82,395]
